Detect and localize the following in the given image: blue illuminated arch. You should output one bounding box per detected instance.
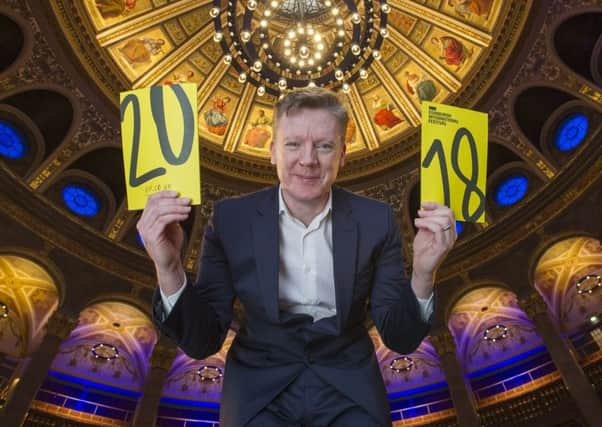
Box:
[554,113,588,152]
[62,184,101,217]
[495,175,529,206]
[0,120,27,159]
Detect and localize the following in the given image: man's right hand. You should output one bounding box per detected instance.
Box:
[136,191,191,294]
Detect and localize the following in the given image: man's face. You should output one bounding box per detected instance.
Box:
[270,108,346,207]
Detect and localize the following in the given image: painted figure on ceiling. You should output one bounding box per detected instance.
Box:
[404,71,438,103]
[118,37,165,65]
[244,109,273,148]
[203,95,231,136]
[431,36,473,68]
[163,70,195,85]
[371,94,403,130]
[95,0,137,18]
[448,0,492,19]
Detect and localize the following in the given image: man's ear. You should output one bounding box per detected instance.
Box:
[270,140,276,165]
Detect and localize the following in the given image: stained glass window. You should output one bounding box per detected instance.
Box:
[0,120,27,159]
[62,184,100,217]
[554,113,588,152]
[495,175,528,206]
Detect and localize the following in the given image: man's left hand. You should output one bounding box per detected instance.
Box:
[411,202,457,295]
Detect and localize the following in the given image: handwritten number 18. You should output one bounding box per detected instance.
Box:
[422,127,486,221]
[121,85,194,188]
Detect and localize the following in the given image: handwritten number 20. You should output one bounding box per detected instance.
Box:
[422,127,486,222]
[121,85,194,188]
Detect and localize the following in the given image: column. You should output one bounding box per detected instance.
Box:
[132,337,178,427]
[519,291,602,427]
[1,309,78,426]
[431,330,481,427]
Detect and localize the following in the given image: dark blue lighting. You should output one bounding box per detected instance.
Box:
[47,370,141,398]
[554,114,588,152]
[62,184,100,217]
[455,221,464,235]
[0,120,27,159]
[495,175,528,206]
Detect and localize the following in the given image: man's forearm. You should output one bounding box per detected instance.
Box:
[156,261,187,296]
[411,269,435,299]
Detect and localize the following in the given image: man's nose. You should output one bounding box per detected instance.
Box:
[299,143,318,166]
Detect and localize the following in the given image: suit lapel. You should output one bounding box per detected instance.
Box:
[252,186,281,323]
[332,188,357,331]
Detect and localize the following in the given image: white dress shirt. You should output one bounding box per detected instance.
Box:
[161,187,434,322]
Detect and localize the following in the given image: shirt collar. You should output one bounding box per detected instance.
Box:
[278,185,332,223]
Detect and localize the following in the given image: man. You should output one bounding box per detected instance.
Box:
[137,88,456,426]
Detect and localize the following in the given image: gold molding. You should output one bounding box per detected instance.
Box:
[390,0,492,47]
[348,84,379,151]
[224,83,256,152]
[197,61,231,108]
[96,0,211,47]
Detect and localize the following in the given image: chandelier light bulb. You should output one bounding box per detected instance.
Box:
[314,34,322,42]
[335,69,344,80]
[317,43,324,51]
[299,45,310,58]
[307,27,315,35]
[238,72,247,83]
[372,49,381,60]
[308,81,317,87]
[359,68,368,79]
[299,59,306,67]
[331,7,339,16]
[260,19,268,28]
[342,83,350,93]
[209,7,220,18]
[290,57,297,63]
[262,42,269,49]
[270,0,279,8]
[213,32,223,42]
[278,78,287,90]
[284,48,292,56]
[338,29,345,37]
[284,40,291,47]
[247,0,257,10]
[324,0,332,6]
[380,28,389,38]
[252,60,262,72]
[257,85,266,96]
[264,9,272,17]
[241,30,251,42]
[223,54,232,64]
[381,3,391,13]
[308,58,315,65]
[351,44,361,55]
[351,13,361,24]
[336,18,343,26]
[314,52,322,59]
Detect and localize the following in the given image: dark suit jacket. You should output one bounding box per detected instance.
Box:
[153,186,433,426]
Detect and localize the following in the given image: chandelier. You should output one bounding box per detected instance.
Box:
[210,0,391,96]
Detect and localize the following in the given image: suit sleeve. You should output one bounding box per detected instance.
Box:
[369,205,434,355]
[152,201,235,359]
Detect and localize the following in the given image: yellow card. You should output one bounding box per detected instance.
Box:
[120,83,201,210]
[421,102,488,223]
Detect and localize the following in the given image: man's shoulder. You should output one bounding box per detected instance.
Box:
[216,185,277,211]
[334,187,391,212]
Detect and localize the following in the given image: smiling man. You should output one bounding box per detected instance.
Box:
[137,87,456,426]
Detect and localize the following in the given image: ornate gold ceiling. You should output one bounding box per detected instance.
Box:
[50,0,530,182]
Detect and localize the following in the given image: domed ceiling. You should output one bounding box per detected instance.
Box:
[51,0,529,181]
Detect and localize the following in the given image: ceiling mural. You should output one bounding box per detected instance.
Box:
[50,301,158,391]
[162,329,235,401]
[534,237,602,334]
[52,0,518,174]
[448,286,542,373]
[0,255,59,358]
